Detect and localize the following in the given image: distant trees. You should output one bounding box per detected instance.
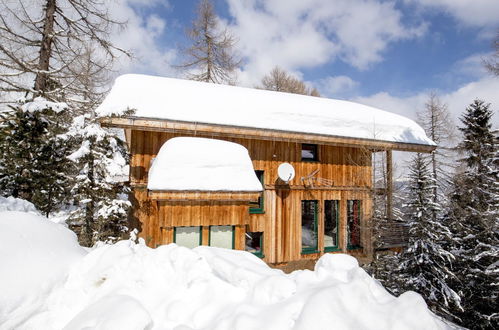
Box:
[178,0,240,84]
[417,93,456,218]
[484,30,499,76]
[259,66,320,96]
[444,99,498,328]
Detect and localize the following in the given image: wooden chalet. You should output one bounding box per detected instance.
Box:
[97,74,436,269]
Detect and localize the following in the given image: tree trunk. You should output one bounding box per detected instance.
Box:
[34,0,56,94]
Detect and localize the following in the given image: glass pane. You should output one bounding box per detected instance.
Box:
[324,200,339,248]
[210,226,233,249]
[245,232,263,254]
[347,200,361,247]
[302,200,317,251]
[301,144,317,161]
[175,226,201,249]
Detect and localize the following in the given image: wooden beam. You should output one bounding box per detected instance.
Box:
[100,116,436,153]
[149,190,261,202]
[386,150,393,221]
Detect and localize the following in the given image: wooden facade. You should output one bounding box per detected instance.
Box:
[120,127,379,266]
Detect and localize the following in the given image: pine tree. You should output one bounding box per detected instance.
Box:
[66,114,130,246]
[0,98,73,216]
[397,153,461,320]
[446,99,498,328]
[178,0,240,84]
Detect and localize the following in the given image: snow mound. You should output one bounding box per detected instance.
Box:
[96,74,435,147]
[0,196,40,214]
[0,211,85,327]
[1,212,450,330]
[148,137,263,191]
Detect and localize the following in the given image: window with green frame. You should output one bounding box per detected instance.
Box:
[174,226,202,249]
[209,225,234,249]
[347,200,362,249]
[324,200,340,251]
[245,230,264,258]
[249,170,264,214]
[301,200,318,254]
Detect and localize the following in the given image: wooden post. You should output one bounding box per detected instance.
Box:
[386,150,393,221]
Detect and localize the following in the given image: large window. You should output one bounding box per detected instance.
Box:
[245,231,263,257]
[301,200,318,253]
[324,200,339,251]
[249,170,264,214]
[301,144,318,161]
[209,225,234,249]
[347,200,362,249]
[174,226,202,249]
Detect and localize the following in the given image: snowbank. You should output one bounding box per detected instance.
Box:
[0,211,450,330]
[0,211,85,327]
[96,74,435,147]
[148,137,263,191]
[0,196,40,214]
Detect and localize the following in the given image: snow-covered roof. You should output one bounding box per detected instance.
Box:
[147,137,263,192]
[96,74,435,147]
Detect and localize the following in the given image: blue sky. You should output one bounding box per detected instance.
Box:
[111,0,499,126]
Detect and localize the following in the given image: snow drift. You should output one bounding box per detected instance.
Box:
[0,211,450,330]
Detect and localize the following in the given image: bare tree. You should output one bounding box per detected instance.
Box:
[0,0,127,101]
[484,30,499,76]
[417,93,456,213]
[259,66,320,96]
[178,0,240,84]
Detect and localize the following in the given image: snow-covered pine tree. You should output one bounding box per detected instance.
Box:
[446,99,498,329]
[0,98,73,216]
[397,153,461,321]
[66,114,130,246]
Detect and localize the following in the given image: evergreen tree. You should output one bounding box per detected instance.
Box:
[66,114,130,246]
[0,98,72,216]
[446,99,498,329]
[397,153,461,321]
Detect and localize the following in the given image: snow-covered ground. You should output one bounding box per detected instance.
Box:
[0,209,452,330]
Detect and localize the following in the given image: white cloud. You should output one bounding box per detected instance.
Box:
[354,76,499,128]
[407,0,499,29]
[316,75,359,98]
[226,0,426,86]
[108,0,178,78]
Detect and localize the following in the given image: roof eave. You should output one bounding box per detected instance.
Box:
[100,116,436,153]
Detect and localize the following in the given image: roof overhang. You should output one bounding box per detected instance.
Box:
[100,116,436,153]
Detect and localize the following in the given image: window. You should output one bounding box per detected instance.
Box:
[301,200,318,253]
[324,200,340,251]
[301,143,318,161]
[245,231,264,257]
[347,200,362,249]
[249,170,264,214]
[209,225,234,249]
[174,226,201,249]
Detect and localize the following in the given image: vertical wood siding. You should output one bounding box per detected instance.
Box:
[130,130,373,263]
